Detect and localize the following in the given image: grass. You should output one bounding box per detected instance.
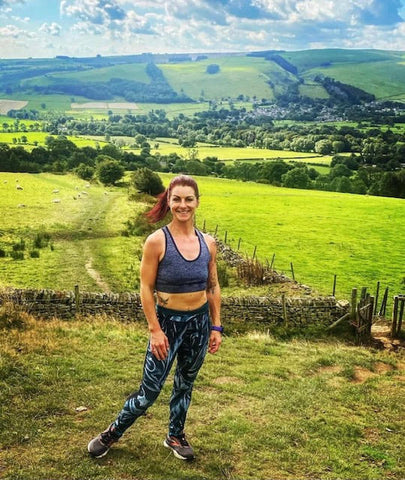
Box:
[0,173,146,292]
[160,174,404,305]
[0,132,108,149]
[0,312,404,480]
[1,172,404,310]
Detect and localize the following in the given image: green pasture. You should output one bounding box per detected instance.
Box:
[21,64,151,86]
[172,174,404,304]
[150,142,330,164]
[303,59,405,101]
[1,314,404,480]
[160,56,278,101]
[0,173,144,293]
[0,132,107,149]
[1,173,403,310]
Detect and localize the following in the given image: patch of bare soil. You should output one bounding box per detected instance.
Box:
[0,100,28,114]
[372,323,405,352]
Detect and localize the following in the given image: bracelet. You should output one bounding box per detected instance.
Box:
[211,325,224,333]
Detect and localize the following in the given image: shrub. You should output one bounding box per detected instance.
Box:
[217,260,230,288]
[29,250,40,258]
[12,239,25,251]
[131,168,165,195]
[206,64,220,74]
[33,232,51,249]
[96,158,125,186]
[0,248,6,257]
[10,251,24,260]
[0,302,29,330]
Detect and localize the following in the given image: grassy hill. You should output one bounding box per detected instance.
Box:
[1,312,404,480]
[0,172,403,309]
[0,49,404,116]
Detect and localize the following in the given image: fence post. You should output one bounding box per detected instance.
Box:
[224,231,228,244]
[270,253,275,270]
[351,288,357,323]
[379,287,389,316]
[374,281,380,315]
[398,297,404,336]
[237,238,242,250]
[74,284,80,315]
[214,225,218,236]
[332,274,337,296]
[252,246,257,260]
[391,296,399,338]
[290,262,295,281]
[202,219,206,232]
[367,296,374,337]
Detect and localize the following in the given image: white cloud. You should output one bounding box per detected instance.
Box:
[39,22,62,36]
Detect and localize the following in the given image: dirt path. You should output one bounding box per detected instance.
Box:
[85,256,111,292]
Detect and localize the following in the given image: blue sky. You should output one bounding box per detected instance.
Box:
[0,0,404,58]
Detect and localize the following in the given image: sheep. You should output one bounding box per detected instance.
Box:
[52,189,59,194]
[17,204,26,208]
[16,185,23,190]
[85,183,90,188]
[81,191,88,195]
[52,199,61,203]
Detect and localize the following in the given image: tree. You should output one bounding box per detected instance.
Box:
[131,168,165,195]
[282,167,312,189]
[96,158,125,185]
[75,163,95,181]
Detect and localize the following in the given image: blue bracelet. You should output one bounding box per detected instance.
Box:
[211,325,224,333]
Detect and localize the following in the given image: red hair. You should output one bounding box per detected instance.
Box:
[145,175,200,224]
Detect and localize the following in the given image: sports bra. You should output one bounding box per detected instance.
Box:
[155,226,211,294]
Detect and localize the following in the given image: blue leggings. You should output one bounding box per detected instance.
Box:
[112,302,211,437]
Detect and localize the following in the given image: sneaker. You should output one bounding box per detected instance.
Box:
[87,424,118,458]
[163,433,195,461]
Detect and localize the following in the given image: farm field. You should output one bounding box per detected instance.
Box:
[0,173,145,292]
[0,132,108,149]
[1,173,403,310]
[167,175,403,304]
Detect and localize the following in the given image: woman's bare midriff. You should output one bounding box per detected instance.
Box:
[156,290,207,311]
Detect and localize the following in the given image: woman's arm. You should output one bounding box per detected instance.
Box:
[140,232,169,360]
[205,235,222,354]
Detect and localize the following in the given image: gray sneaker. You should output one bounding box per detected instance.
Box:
[163,433,195,461]
[88,424,118,458]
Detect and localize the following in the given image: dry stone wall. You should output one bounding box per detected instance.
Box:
[0,287,349,330]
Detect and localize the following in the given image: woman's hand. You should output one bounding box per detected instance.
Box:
[150,328,170,361]
[209,331,222,354]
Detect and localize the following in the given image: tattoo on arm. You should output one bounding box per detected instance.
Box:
[157,294,169,305]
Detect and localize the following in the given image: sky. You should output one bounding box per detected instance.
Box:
[0,0,405,59]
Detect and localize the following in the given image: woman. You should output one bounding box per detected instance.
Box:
[88,174,222,461]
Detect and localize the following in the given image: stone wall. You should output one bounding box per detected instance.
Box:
[0,287,349,331]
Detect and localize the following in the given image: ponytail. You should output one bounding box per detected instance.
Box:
[145,175,200,224]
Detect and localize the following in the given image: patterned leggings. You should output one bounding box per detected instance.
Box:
[112,302,211,437]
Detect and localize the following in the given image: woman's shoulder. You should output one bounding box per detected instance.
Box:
[144,228,165,250]
[202,232,217,250]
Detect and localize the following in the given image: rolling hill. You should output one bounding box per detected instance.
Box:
[0,49,404,113]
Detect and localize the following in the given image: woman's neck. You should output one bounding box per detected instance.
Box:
[168,220,195,236]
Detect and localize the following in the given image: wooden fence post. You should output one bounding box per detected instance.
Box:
[202,219,206,232]
[270,253,275,270]
[224,231,228,244]
[332,274,337,296]
[214,225,218,236]
[351,288,357,323]
[237,238,242,250]
[391,296,399,338]
[252,246,257,260]
[374,281,380,315]
[367,296,374,337]
[290,262,295,281]
[379,287,389,317]
[74,284,80,315]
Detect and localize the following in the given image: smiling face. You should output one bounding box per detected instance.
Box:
[168,185,199,223]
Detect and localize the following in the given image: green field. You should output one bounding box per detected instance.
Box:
[0,132,108,149]
[173,175,403,304]
[0,173,145,292]
[1,173,403,310]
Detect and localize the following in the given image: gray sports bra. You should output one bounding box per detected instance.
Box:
[155,226,211,293]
